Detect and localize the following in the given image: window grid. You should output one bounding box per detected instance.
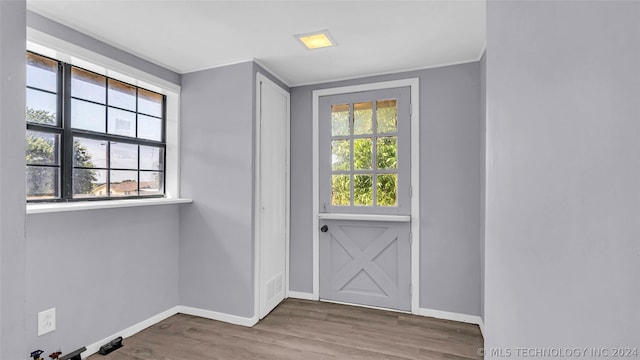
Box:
[26,52,166,202]
[330,99,398,208]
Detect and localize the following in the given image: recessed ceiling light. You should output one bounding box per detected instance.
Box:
[295,30,336,50]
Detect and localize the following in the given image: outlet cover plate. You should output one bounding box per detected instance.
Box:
[38,308,56,336]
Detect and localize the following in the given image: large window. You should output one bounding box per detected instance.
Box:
[26,52,166,202]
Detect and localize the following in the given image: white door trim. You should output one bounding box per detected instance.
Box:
[311,78,420,314]
[254,73,291,321]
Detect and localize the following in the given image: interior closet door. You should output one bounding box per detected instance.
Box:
[256,74,289,319]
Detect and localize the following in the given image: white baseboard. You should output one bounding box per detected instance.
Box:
[178,306,258,327]
[417,307,483,327]
[287,291,315,301]
[84,306,179,357]
[478,318,485,338]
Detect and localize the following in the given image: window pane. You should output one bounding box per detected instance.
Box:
[26,89,57,125]
[108,108,136,137]
[73,169,106,198]
[354,102,372,135]
[71,99,106,132]
[110,170,138,197]
[27,53,57,92]
[138,88,162,117]
[139,171,163,195]
[73,137,107,168]
[354,138,372,170]
[331,104,350,136]
[140,146,163,170]
[108,79,136,111]
[331,139,350,171]
[354,174,373,206]
[377,137,397,169]
[376,174,397,206]
[110,142,138,169]
[331,174,350,206]
[26,166,59,200]
[71,67,106,103]
[138,114,162,141]
[376,99,397,134]
[26,131,59,165]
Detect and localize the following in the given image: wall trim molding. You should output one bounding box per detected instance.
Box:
[417,307,483,327]
[478,318,485,338]
[287,291,315,300]
[179,306,258,327]
[84,306,179,357]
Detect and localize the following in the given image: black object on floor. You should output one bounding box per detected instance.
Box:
[98,336,123,356]
[59,347,86,360]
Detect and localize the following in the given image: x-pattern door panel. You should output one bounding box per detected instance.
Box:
[318,86,412,312]
[320,220,410,311]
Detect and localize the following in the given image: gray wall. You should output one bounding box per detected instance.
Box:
[485,0,640,353]
[26,207,180,353]
[27,10,180,86]
[479,51,486,322]
[179,62,256,318]
[0,0,27,358]
[21,10,183,356]
[289,62,482,316]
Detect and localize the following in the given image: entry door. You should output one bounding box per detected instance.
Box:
[318,87,411,311]
[257,74,289,319]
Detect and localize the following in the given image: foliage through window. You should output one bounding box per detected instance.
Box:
[330,99,398,207]
[26,52,166,201]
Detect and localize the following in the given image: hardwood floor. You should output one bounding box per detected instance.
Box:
[88,299,483,360]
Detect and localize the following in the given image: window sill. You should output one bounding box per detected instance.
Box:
[26,198,193,214]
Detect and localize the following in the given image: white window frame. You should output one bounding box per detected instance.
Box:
[26,30,189,214]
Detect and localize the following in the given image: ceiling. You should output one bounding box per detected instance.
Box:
[27,1,486,86]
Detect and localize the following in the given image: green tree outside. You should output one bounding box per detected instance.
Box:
[26,107,97,198]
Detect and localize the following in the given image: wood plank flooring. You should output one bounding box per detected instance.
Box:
[88,299,483,360]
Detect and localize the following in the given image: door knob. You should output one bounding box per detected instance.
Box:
[320,225,328,232]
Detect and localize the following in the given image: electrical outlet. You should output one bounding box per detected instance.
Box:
[37,308,56,336]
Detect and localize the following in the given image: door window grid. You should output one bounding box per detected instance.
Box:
[330,99,398,207]
[26,52,166,202]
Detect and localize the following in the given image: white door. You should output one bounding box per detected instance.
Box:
[256,74,289,319]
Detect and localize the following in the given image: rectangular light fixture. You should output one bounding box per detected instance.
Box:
[295,30,336,50]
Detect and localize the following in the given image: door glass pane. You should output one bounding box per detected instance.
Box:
[71,67,106,103]
[110,142,138,169]
[73,169,106,198]
[108,79,136,111]
[139,171,163,195]
[26,166,59,200]
[26,131,59,165]
[73,137,107,168]
[138,114,162,141]
[377,136,397,169]
[26,89,57,125]
[354,102,372,135]
[354,174,373,206]
[139,146,163,170]
[331,139,350,171]
[331,104,350,136]
[110,170,138,197]
[27,53,58,92]
[138,88,163,117]
[71,99,106,133]
[377,99,397,134]
[108,108,136,137]
[377,174,397,206]
[354,138,372,170]
[332,174,350,206]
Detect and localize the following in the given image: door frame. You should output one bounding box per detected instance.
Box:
[254,73,291,320]
[312,78,420,314]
